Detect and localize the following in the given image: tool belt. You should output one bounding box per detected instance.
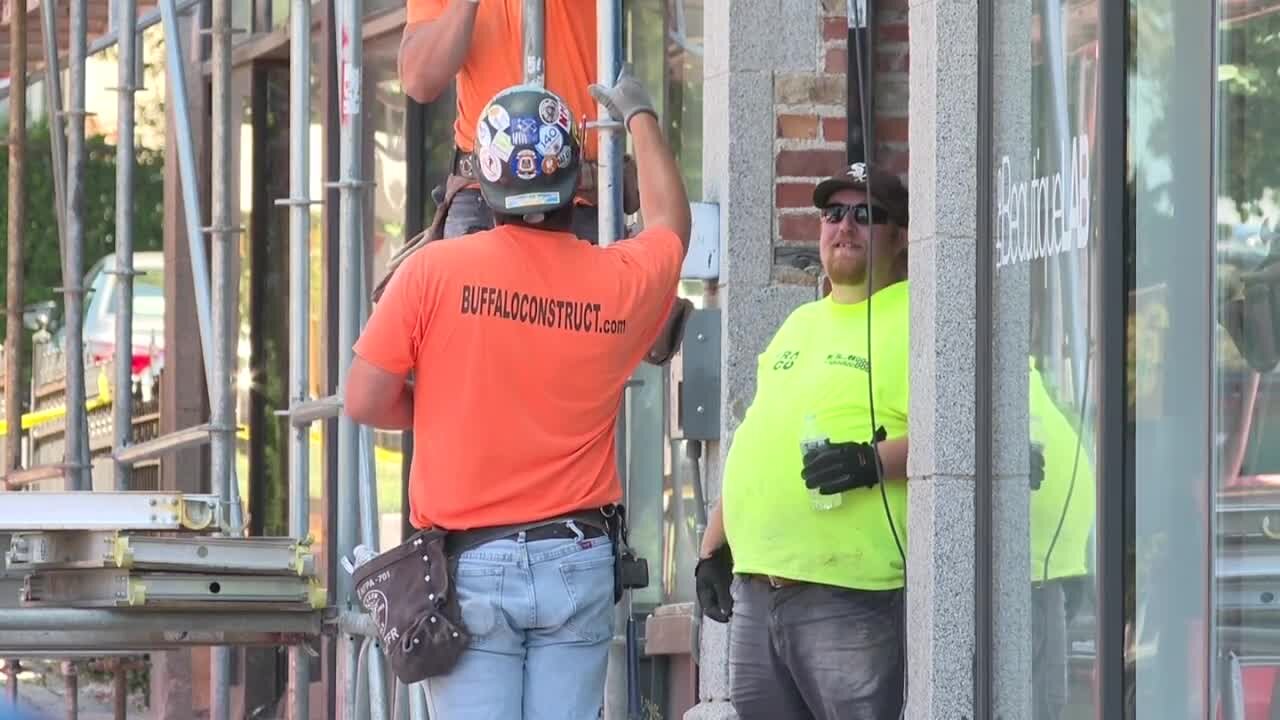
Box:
[349,504,644,684]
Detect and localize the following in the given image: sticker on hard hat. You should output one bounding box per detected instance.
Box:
[476,119,492,149]
[487,105,510,131]
[539,98,559,125]
[478,146,503,182]
[512,117,539,146]
[491,132,515,161]
[505,191,561,210]
[513,149,539,180]
[556,104,572,132]
[536,125,563,157]
[557,145,573,168]
[541,155,558,175]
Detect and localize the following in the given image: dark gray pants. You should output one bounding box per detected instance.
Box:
[1032,581,1069,720]
[728,575,905,720]
[442,188,601,242]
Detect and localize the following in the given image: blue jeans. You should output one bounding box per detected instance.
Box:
[442,188,601,242]
[728,575,905,720]
[423,526,616,719]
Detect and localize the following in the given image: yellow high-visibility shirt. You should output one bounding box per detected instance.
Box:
[722,280,910,591]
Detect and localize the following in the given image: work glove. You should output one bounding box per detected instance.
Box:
[1030,442,1045,491]
[801,428,886,495]
[695,544,734,623]
[588,67,658,131]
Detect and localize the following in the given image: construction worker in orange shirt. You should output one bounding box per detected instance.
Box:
[345,72,690,719]
[380,0,688,361]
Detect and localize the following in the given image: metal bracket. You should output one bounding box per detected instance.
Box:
[273,197,323,207]
[674,309,720,441]
[275,394,343,426]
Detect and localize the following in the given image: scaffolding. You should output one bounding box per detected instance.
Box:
[0,0,637,717]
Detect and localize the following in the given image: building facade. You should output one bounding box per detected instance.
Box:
[3,0,1278,716]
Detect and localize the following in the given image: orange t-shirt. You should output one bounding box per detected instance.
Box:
[352,224,683,530]
[406,0,599,161]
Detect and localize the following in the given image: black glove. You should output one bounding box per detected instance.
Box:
[801,428,886,496]
[1030,442,1045,491]
[695,545,734,623]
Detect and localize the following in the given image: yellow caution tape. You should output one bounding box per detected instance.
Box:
[0,368,113,436]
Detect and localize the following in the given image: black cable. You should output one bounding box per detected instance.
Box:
[849,0,904,568]
[1040,247,1093,585]
[849,17,908,718]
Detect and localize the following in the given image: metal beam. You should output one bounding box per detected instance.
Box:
[112,423,213,465]
[0,492,220,531]
[282,395,343,426]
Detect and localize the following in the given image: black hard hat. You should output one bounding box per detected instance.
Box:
[472,84,582,220]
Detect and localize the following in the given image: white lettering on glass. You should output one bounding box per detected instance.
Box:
[994,133,1091,269]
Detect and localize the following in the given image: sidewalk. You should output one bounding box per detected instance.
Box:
[1,661,150,720]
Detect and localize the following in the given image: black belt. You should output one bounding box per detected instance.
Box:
[444,508,612,556]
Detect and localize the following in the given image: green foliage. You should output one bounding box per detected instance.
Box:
[1219,16,1280,219]
[0,119,166,346]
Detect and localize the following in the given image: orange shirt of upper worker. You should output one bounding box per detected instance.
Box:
[406,0,599,162]
[351,224,683,530]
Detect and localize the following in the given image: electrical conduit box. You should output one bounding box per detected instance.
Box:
[681,202,719,281]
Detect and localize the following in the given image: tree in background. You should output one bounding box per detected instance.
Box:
[0,120,166,396]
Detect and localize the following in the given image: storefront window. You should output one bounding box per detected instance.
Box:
[1126,0,1217,714]
[1214,1,1280,716]
[990,0,1100,716]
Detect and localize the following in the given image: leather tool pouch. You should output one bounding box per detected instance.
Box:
[351,528,470,684]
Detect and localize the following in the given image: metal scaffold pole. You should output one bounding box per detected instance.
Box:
[595,0,623,249]
[38,0,66,261]
[64,0,92,491]
[209,0,243,708]
[285,0,314,707]
[4,0,28,478]
[335,0,367,713]
[113,0,140,489]
[156,0,220,407]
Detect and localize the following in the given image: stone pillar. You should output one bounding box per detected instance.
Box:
[905,0,979,717]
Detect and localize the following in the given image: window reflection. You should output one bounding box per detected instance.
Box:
[991,0,1100,716]
[1215,2,1280,718]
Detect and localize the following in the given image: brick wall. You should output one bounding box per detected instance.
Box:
[774,0,910,251]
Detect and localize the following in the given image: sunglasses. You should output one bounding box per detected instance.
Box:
[820,203,892,226]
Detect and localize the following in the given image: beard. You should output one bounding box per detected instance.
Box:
[823,253,867,286]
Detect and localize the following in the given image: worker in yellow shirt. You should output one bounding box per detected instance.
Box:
[1028,359,1096,720]
[695,163,911,720]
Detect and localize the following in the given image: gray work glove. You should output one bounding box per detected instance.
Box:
[588,67,657,131]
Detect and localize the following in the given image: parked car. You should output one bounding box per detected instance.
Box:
[47,251,166,379]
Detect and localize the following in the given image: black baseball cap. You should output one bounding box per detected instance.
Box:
[812,162,909,228]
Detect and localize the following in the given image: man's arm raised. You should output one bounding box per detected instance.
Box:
[589,71,692,250]
[399,0,479,103]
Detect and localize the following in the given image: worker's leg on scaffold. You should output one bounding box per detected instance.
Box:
[522,528,615,720]
[441,187,602,243]
[422,538,525,719]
